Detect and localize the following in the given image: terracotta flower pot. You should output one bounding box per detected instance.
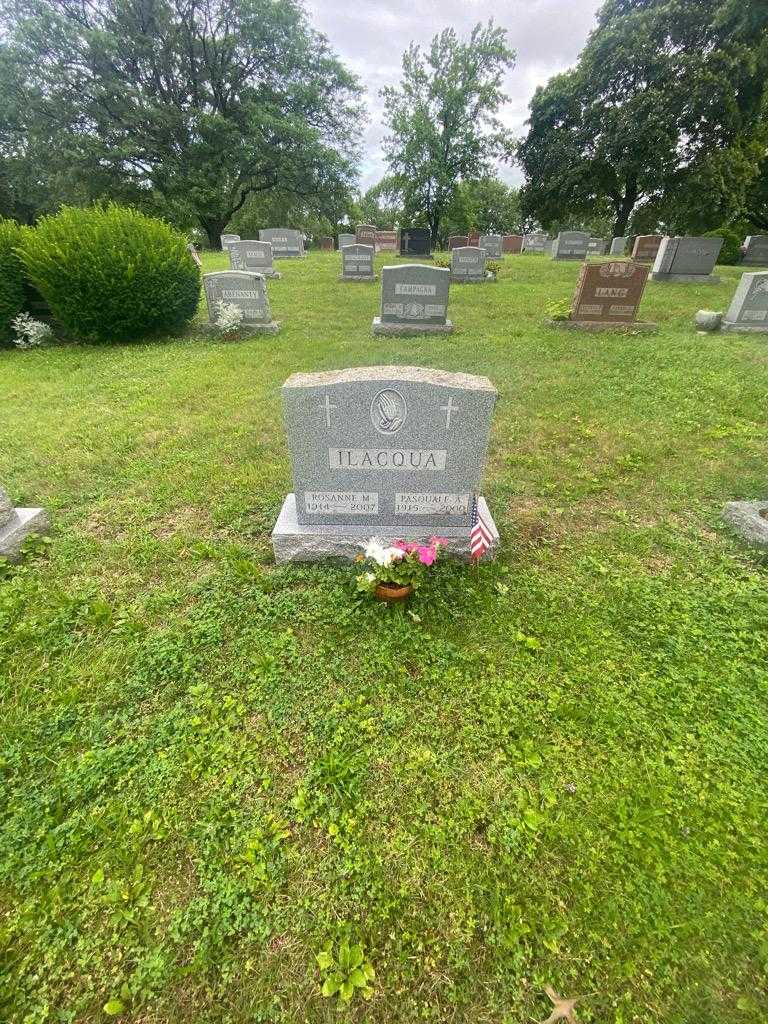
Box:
[374,582,414,602]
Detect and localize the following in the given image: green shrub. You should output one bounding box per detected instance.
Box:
[704,227,742,266]
[18,205,201,343]
[0,219,27,343]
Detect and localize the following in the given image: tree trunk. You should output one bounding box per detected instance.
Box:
[612,182,639,237]
[199,216,229,250]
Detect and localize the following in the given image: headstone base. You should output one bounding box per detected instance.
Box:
[650,273,720,284]
[339,274,378,282]
[546,318,658,332]
[372,318,454,336]
[259,270,282,279]
[273,253,306,260]
[450,273,496,284]
[271,494,498,563]
[723,500,768,546]
[0,508,50,561]
[720,320,768,334]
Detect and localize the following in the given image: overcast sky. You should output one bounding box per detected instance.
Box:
[306,0,603,193]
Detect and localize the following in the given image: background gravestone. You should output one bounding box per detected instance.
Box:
[356,224,377,247]
[450,246,488,283]
[651,236,723,282]
[478,234,503,258]
[375,230,398,252]
[587,237,608,256]
[0,484,50,561]
[228,240,280,279]
[567,260,652,328]
[373,264,453,335]
[722,271,768,333]
[523,232,547,253]
[399,228,431,258]
[632,235,663,262]
[502,234,523,254]
[220,233,240,251]
[467,231,480,246]
[742,236,768,266]
[449,235,468,249]
[203,271,279,332]
[338,232,356,249]
[340,244,376,281]
[259,228,304,258]
[271,366,499,561]
[610,237,628,255]
[551,231,589,260]
[320,236,334,251]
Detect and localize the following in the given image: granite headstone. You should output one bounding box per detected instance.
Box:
[631,235,663,262]
[399,228,431,258]
[373,264,453,335]
[722,271,768,333]
[587,237,608,256]
[340,243,376,281]
[375,230,398,253]
[610,237,628,256]
[229,240,280,278]
[523,232,548,253]
[569,260,650,326]
[552,231,589,260]
[259,228,304,258]
[651,236,723,282]
[0,484,50,561]
[449,235,469,249]
[743,236,768,266]
[220,233,240,251]
[271,366,499,561]
[203,271,278,332]
[478,234,503,258]
[356,224,377,247]
[338,233,356,250]
[502,234,523,254]
[320,236,334,252]
[450,246,488,283]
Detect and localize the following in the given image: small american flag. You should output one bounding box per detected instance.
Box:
[187,243,202,268]
[470,498,493,561]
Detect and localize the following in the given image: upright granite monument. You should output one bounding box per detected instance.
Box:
[375,230,398,253]
[651,236,723,283]
[742,236,768,266]
[450,246,489,283]
[372,264,453,335]
[565,260,652,329]
[0,485,49,561]
[399,228,432,258]
[502,234,523,254]
[340,244,376,282]
[632,235,663,262]
[258,228,304,258]
[203,271,279,332]
[228,240,281,279]
[320,236,334,251]
[220,233,240,251]
[338,232,356,250]
[449,235,469,249]
[478,234,503,258]
[722,271,768,333]
[587,238,608,256]
[523,232,548,253]
[467,231,481,246]
[271,366,499,562]
[356,224,377,247]
[551,231,589,260]
[610,237,628,256]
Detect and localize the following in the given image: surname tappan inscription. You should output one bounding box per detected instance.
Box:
[278,366,496,531]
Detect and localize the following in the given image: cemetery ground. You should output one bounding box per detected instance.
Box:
[2,251,767,1024]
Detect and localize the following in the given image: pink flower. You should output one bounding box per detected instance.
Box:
[417,545,437,565]
[429,536,447,548]
[392,539,408,551]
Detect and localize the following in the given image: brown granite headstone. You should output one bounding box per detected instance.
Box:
[320,236,334,251]
[375,230,398,252]
[356,224,377,246]
[571,261,649,325]
[502,234,523,254]
[631,235,663,262]
[449,235,469,249]
[468,231,480,246]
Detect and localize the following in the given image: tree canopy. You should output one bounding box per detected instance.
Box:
[518,0,768,236]
[0,0,363,245]
[381,22,516,245]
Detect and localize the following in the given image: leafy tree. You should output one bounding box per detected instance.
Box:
[518,0,768,236]
[442,177,521,239]
[0,0,363,246]
[381,22,516,246]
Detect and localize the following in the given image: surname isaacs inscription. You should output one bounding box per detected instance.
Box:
[273,366,498,552]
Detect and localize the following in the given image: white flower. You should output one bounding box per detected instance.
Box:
[214,300,244,334]
[11,313,52,349]
[363,538,405,566]
[365,572,376,583]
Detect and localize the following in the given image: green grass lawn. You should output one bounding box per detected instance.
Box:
[2,251,767,1023]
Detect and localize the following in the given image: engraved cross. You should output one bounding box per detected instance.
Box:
[441,395,460,429]
[321,394,337,428]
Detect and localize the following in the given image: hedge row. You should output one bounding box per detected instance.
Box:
[2,205,200,345]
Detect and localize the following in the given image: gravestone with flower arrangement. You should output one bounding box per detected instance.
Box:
[271,366,499,563]
[202,271,279,333]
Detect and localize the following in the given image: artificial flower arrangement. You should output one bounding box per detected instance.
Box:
[356,536,445,601]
